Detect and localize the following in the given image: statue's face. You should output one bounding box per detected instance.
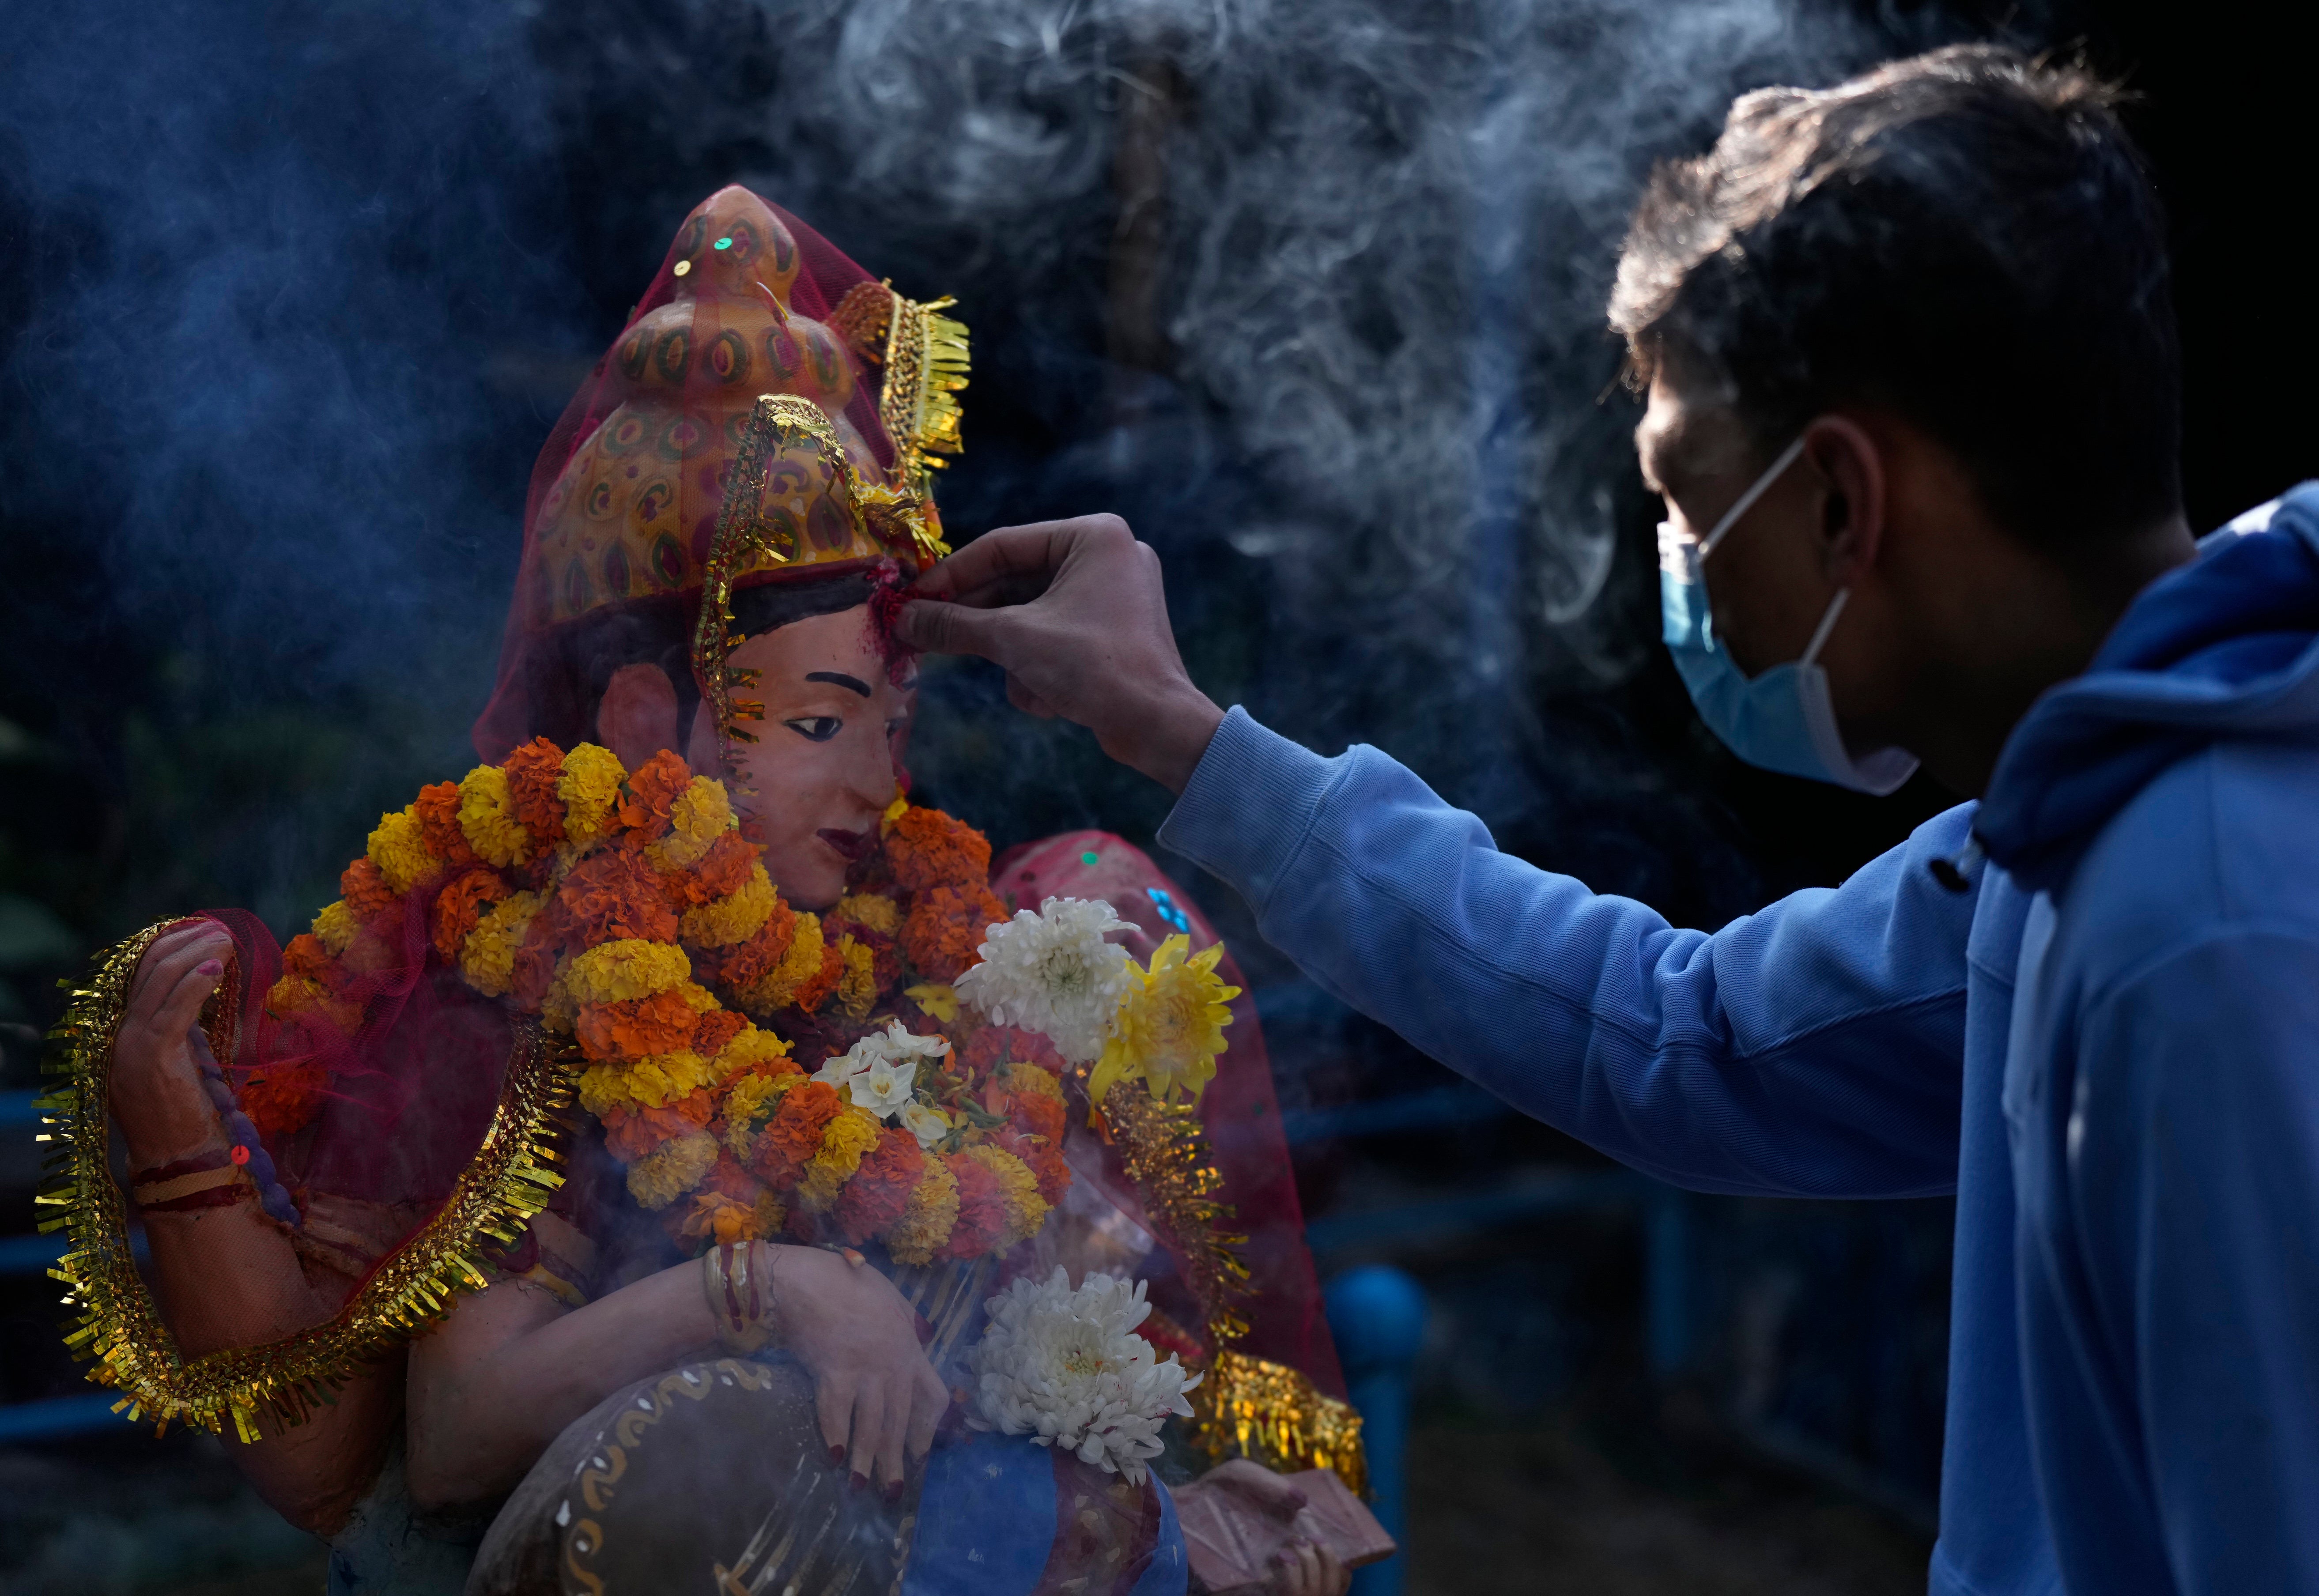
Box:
[687,604,912,910]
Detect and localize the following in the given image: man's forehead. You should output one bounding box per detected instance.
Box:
[1635,371,1748,490]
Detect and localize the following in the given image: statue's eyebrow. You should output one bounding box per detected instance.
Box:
[805,671,873,698]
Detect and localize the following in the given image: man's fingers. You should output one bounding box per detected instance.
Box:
[815,1373,857,1465]
[894,597,1010,663]
[846,1384,887,1484]
[909,516,1131,605]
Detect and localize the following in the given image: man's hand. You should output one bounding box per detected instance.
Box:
[770,1245,951,1496]
[895,515,1226,794]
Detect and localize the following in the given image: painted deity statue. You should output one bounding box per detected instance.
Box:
[46,189,1366,1596]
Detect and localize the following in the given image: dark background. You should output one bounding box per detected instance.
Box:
[0,1,2304,1588]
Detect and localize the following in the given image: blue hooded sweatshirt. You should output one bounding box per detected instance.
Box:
[1156,484,2319,1595]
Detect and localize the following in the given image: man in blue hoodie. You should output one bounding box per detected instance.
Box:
[897,43,2319,1596]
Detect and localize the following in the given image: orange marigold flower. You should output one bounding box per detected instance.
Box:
[884,806,992,894]
[691,1007,749,1060]
[503,736,570,842]
[281,932,348,993]
[557,846,680,948]
[412,780,480,872]
[600,1092,715,1164]
[835,1127,925,1245]
[748,1079,842,1187]
[900,886,1006,983]
[574,988,702,1064]
[791,939,845,1014]
[997,1083,1067,1148]
[937,1149,1008,1261]
[237,1058,330,1142]
[701,898,797,990]
[431,867,511,963]
[339,856,403,936]
[616,750,693,846]
[960,1025,1063,1083]
[665,830,758,908]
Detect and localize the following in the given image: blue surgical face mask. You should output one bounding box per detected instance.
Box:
[1658,436,1919,796]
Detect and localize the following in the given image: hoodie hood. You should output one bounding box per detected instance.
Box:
[1978,481,2319,891]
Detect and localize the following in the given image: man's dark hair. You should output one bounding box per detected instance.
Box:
[1610,45,2180,553]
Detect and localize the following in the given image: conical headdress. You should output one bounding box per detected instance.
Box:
[475,185,967,758]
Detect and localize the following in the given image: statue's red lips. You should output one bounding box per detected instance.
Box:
[817,827,874,863]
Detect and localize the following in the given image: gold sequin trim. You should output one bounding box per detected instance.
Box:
[38,924,573,1442]
[1092,1076,1253,1348]
[1187,1350,1368,1497]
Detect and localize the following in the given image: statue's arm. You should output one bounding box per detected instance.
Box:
[110,921,401,1535]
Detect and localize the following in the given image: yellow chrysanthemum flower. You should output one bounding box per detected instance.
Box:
[796,1106,884,1212]
[311,899,359,957]
[556,743,626,845]
[678,864,777,949]
[1089,934,1240,1108]
[564,938,691,1007]
[646,776,735,872]
[457,763,532,869]
[738,912,823,1013]
[834,935,878,1022]
[835,892,900,935]
[366,806,435,896]
[885,1158,962,1266]
[967,1144,1049,1249]
[626,1130,720,1211]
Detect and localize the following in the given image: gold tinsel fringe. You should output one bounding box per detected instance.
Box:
[1092,1076,1253,1347]
[880,293,968,491]
[38,924,572,1442]
[1187,1350,1369,1498]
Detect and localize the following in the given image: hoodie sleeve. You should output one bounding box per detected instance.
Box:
[2063,928,2319,1593]
[1157,708,1974,1197]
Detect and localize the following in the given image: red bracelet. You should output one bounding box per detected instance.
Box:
[130,1152,249,1212]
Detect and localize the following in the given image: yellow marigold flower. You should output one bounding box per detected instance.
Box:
[886,1157,962,1266]
[1089,934,1240,1109]
[679,864,777,949]
[997,1058,1065,1102]
[834,935,878,1022]
[367,806,436,896]
[311,900,359,957]
[738,912,823,1013]
[646,777,736,872]
[626,1050,715,1109]
[564,938,691,1006]
[967,1144,1050,1249]
[457,764,533,869]
[461,890,545,1000]
[718,1024,794,1075]
[836,892,901,935]
[540,969,578,1034]
[797,1106,883,1212]
[881,792,909,831]
[719,1068,800,1159]
[626,1129,719,1211]
[265,973,322,1017]
[557,743,627,845]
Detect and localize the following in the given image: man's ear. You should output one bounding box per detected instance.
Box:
[1802,414,1887,585]
[597,663,680,772]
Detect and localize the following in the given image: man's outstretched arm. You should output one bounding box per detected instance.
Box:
[898,517,1975,1197]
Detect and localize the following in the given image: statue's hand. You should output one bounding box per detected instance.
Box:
[110,920,235,1168]
[769,1244,950,1497]
[895,515,1226,795]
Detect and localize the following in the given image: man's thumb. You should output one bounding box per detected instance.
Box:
[894,597,1004,662]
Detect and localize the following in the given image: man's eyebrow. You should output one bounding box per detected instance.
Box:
[804,671,873,698]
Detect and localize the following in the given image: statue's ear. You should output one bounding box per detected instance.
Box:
[597,663,680,772]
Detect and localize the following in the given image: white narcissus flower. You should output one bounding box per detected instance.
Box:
[953,897,1136,1064]
[900,1101,952,1149]
[966,1267,1201,1485]
[816,1019,951,1121]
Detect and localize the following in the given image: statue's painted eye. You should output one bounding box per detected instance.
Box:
[784,716,842,743]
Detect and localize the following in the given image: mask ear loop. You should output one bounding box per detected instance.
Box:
[1699,435,1809,559]
[1799,587,1851,668]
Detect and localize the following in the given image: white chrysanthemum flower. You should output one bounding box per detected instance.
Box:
[900,1101,952,1150]
[953,897,1136,1063]
[966,1267,1201,1484]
